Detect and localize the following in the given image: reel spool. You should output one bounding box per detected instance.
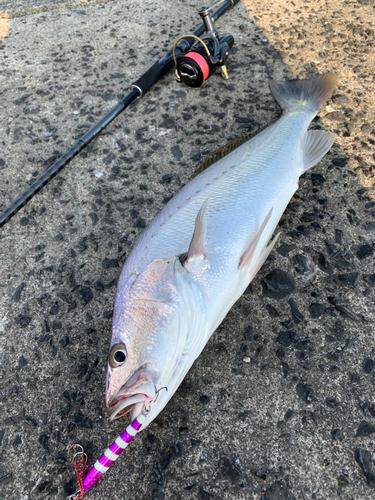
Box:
[173,2,235,88]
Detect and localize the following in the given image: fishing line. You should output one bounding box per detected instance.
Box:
[0,79,175,284]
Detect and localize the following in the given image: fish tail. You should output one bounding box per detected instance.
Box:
[269,73,338,114]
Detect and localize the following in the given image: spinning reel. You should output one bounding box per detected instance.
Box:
[174,0,235,88]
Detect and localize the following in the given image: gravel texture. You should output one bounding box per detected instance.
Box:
[0,0,374,499]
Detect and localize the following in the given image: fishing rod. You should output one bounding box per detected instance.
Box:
[0,0,239,229]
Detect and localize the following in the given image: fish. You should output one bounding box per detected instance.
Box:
[105,73,338,428]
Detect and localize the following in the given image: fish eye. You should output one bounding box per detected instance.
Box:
[114,351,126,363]
[109,343,127,368]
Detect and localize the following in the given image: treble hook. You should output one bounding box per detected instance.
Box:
[66,491,81,500]
[67,443,88,499]
[68,444,85,465]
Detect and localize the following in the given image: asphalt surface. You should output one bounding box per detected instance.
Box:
[0,0,375,499]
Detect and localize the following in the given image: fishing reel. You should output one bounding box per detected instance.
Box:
[173,1,235,88]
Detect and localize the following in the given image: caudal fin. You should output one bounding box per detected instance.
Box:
[269,74,338,114]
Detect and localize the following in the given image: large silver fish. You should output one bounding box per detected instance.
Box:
[105,74,338,427]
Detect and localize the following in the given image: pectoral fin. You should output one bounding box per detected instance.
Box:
[239,208,273,270]
[187,199,209,260]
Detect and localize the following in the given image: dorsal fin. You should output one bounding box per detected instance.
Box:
[191,123,271,178]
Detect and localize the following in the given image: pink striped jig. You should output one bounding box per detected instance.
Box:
[68,411,148,499]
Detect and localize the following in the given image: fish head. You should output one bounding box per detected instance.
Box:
[106,257,188,422]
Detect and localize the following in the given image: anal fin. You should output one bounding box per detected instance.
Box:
[302,130,336,173]
[249,232,280,280]
[239,208,273,269]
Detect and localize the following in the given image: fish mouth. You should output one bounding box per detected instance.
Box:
[107,372,157,421]
[107,393,150,420]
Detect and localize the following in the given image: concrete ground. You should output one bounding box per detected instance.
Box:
[0,0,374,499]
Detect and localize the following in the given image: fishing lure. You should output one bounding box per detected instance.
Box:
[68,411,149,499]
